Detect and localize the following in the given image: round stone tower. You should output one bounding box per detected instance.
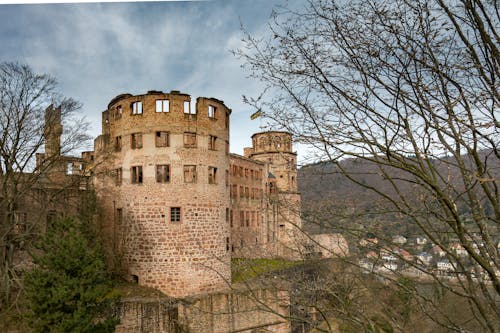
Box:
[93,90,231,297]
[249,131,298,193]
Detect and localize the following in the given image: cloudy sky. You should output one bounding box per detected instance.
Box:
[0,0,298,155]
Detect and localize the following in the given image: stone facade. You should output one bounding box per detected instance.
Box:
[115,289,290,333]
[93,91,232,298]
[229,131,304,259]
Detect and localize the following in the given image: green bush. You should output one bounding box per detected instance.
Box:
[24,218,119,333]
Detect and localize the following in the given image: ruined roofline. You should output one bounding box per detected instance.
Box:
[107,90,231,114]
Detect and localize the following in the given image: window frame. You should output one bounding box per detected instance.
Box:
[155,99,170,113]
[115,168,122,186]
[155,131,170,147]
[114,136,122,152]
[131,133,143,149]
[131,165,143,184]
[131,101,143,115]
[170,207,181,223]
[183,132,197,148]
[183,165,197,183]
[208,105,217,119]
[208,135,217,150]
[156,164,170,183]
[208,166,217,184]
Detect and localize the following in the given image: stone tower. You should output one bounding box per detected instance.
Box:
[44,105,62,157]
[93,90,231,297]
[244,131,303,258]
[248,131,298,193]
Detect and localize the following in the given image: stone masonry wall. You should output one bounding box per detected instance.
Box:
[94,91,231,297]
[115,289,290,333]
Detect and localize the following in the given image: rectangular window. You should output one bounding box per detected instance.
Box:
[131,133,143,149]
[230,210,233,227]
[115,168,122,186]
[116,208,123,224]
[114,106,122,120]
[183,165,197,183]
[183,132,197,148]
[183,101,191,114]
[208,105,216,118]
[131,166,143,184]
[170,207,181,223]
[156,165,170,183]
[208,135,217,150]
[240,211,244,227]
[155,99,169,113]
[131,101,143,115]
[115,136,122,152]
[239,186,244,198]
[245,168,249,178]
[67,162,73,175]
[155,131,169,147]
[208,166,217,184]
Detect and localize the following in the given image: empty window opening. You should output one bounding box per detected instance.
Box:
[183,165,197,183]
[131,101,143,115]
[208,135,217,150]
[132,275,139,284]
[115,168,122,186]
[116,105,122,119]
[183,100,196,114]
[170,207,181,223]
[67,162,73,175]
[183,132,196,148]
[208,105,216,118]
[226,237,230,251]
[114,136,122,152]
[156,165,170,183]
[208,166,217,184]
[155,99,170,113]
[131,166,143,184]
[131,133,143,149]
[156,131,169,147]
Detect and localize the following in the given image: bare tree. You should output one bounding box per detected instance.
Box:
[0,62,90,309]
[236,0,499,331]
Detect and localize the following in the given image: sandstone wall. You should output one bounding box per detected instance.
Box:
[116,289,290,333]
[94,91,232,297]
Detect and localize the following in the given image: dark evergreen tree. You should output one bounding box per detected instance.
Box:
[24,217,119,333]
